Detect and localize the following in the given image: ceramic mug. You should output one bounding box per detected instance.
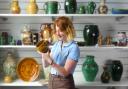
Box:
[43,1,61,14]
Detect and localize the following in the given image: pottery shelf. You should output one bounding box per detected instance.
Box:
[0,45,128,49]
[76,78,128,87]
[0,79,48,86]
[1,14,128,16]
[0,78,128,86]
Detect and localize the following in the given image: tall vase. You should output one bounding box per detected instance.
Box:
[64,0,77,14]
[111,60,123,81]
[10,0,20,14]
[3,52,16,83]
[98,0,108,14]
[83,25,99,46]
[26,0,38,14]
[82,55,98,81]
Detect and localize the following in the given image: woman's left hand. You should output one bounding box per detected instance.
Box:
[42,52,53,65]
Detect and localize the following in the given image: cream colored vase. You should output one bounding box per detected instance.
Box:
[10,0,21,14]
[26,0,38,14]
[3,52,16,83]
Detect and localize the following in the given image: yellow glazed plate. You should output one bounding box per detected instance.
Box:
[17,57,40,82]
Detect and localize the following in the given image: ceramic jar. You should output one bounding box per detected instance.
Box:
[26,0,38,14]
[101,66,111,83]
[86,1,96,14]
[111,60,123,81]
[10,0,20,14]
[98,0,108,14]
[64,0,77,14]
[40,24,53,42]
[3,52,16,83]
[82,55,98,81]
[21,25,32,45]
[43,1,60,14]
[117,32,127,46]
[83,25,99,46]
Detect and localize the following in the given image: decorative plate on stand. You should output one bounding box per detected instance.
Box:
[17,57,40,82]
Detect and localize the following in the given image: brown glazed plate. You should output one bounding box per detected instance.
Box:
[17,57,40,82]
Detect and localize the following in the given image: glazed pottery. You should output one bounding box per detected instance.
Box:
[83,25,99,46]
[111,60,123,81]
[86,1,96,14]
[44,1,60,14]
[21,25,32,45]
[98,0,108,14]
[10,0,20,14]
[101,66,111,83]
[40,24,53,42]
[64,0,77,14]
[82,55,98,81]
[26,0,38,14]
[3,52,16,83]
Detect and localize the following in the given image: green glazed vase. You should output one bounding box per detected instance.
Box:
[82,55,98,81]
[64,0,77,14]
[83,25,99,46]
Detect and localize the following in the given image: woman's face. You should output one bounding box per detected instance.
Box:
[55,25,67,41]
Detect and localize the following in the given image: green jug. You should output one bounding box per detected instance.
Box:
[86,1,96,14]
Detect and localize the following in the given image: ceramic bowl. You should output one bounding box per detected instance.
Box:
[112,8,128,14]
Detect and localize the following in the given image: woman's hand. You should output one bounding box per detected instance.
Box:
[42,52,53,65]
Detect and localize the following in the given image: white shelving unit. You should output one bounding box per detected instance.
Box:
[0,0,128,88]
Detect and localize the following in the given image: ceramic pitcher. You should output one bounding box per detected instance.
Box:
[10,0,20,14]
[26,0,38,14]
[86,1,96,14]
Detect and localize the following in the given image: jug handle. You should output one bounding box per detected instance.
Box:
[93,2,96,8]
[58,2,61,10]
[43,2,46,11]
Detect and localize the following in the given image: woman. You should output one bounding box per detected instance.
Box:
[41,16,80,89]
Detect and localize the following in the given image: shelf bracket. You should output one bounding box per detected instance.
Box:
[0,17,8,21]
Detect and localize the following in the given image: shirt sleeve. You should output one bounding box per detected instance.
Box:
[67,45,80,62]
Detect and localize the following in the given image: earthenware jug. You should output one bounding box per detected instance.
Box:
[86,1,96,14]
[26,0,38,14]
[98,0,108,14]
[21,25,32,45]
[40,24,53,42]
[10,0,20,14]
[83,25,99,46]
[101,66,111,83]
[64,0,77,14]
[82,55,98,81]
